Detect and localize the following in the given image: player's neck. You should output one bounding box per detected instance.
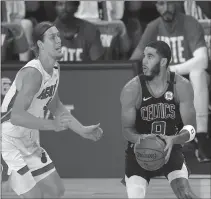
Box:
[149,70,168,87]
[38,55,56,76]
[162,12,179,32]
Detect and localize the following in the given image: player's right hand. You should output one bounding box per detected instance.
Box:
[81,123,103,141]
[53,112,72,132]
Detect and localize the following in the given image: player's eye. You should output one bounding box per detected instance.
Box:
[50,35,55,39]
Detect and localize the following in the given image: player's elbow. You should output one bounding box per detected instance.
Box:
[122,127,133,141]
[199,54,208,70]
[194,48,208,70]
[122,128,128,140]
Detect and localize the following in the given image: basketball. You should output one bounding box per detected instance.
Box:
[134,135,166,171]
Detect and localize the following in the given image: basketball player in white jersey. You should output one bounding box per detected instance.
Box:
[1,21,103,198]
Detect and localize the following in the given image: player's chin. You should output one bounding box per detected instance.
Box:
[144,74,154,81]
[55,53,63,61]
[143,71,149,77]
[162,15,174,22]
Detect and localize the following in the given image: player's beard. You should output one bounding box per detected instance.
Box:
[144,62,161,81]
[161,11,176,22]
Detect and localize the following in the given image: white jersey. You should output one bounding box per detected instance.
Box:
[1,59,59,154]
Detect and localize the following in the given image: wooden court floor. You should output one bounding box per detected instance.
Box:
[2,177,210,198]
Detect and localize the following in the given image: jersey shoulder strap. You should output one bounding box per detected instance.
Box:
[167,72,176,92]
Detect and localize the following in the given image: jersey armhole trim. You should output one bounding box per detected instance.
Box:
[174,75,180,104]
[15,66,43,95]
[135,76,142,109]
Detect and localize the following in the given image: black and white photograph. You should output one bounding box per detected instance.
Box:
[1,1,211,198]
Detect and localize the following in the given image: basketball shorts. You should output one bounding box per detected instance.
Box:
[1,135,56,195]
[125,146,190,184]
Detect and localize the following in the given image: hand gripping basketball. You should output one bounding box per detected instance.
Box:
[134,135,167,171]
[158,135,175,164]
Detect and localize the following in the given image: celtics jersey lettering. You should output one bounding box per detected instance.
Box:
[135,72,183,136]
[126,72,184,155]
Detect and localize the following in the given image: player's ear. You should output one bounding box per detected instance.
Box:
[37,40,44,50]
[160,58,167,68]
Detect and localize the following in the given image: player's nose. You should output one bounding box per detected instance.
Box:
[142,57,148,65]
[166,1,175,12]
[55,35,61,45]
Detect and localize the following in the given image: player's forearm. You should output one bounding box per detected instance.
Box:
[53,100,69,117]
[171,55,208,75]
[123,127,141,143]
[172,129,192,145]
[56,101,87,135]
[67,115,88,135]
[10,111,55,131]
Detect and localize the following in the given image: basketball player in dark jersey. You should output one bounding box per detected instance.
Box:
[121,41,199,198]
[53,1,104,62]
[130,1,210,163]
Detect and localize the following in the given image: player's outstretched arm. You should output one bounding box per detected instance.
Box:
[10,68,70,131]
[172,76,197,145]
[48,91,103,141]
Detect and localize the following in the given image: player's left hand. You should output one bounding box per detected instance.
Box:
[159,135,175,164]
[81,123,103,141]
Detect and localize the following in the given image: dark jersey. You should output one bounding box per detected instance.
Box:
[126,72,183,154]
[135,72,183,135]
[54,18,104,62]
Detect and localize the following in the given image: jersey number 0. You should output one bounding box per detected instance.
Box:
[151,121,166,135]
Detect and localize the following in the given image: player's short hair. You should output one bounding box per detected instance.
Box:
[146,41,172,67]
[32,21,54,56]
